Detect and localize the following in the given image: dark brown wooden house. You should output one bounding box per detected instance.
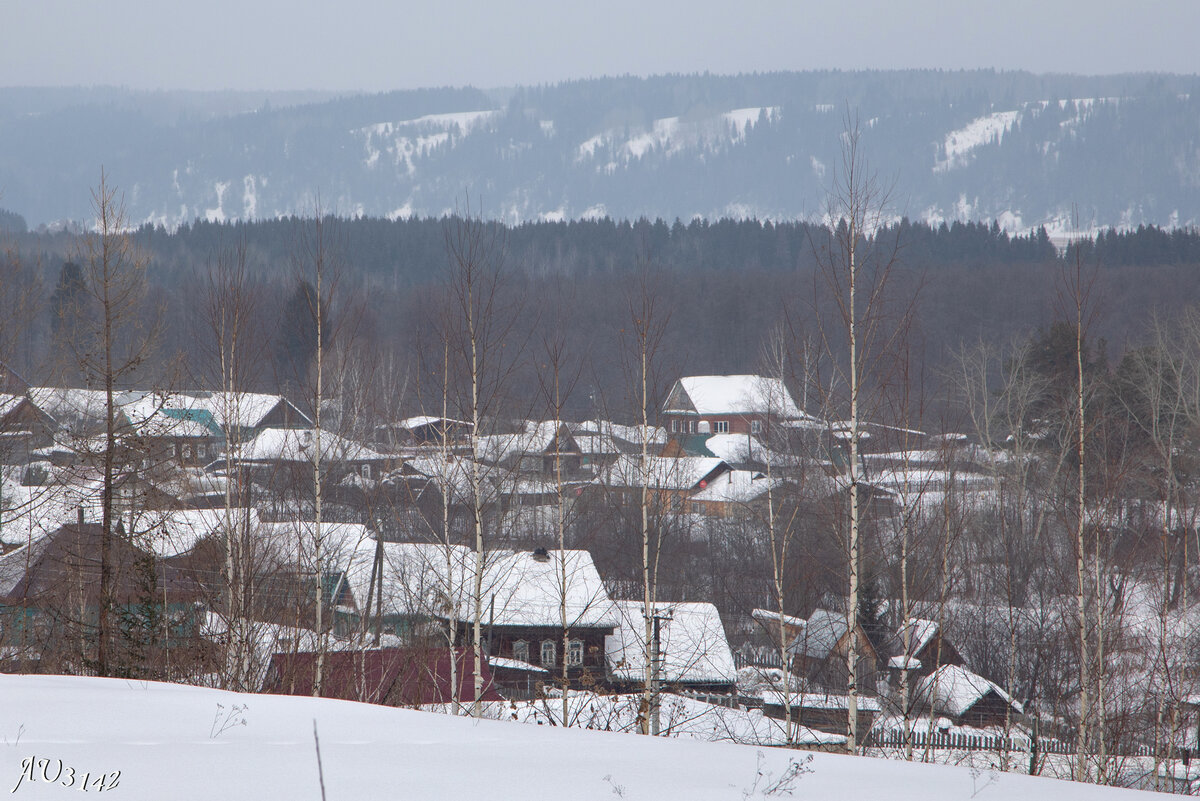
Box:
[261,647,501,706]
[786,609,880,694]
[0,523,210,674]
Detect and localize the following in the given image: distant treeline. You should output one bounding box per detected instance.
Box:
[5,212,1200,424]
[119,214,1200,286]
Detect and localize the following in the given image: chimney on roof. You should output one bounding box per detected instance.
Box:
[532,547,550,562]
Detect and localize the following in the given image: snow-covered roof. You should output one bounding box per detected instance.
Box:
[0,393,27,420]
[488,656,549,674]
[605,601,736,685]
[475,421,572,463]
[147,507,262,558]
[786,609,849,661]
[342,541,616,628]
[913,664,1023,718]
[176,391,309,432]
[598,455,728,491]
[255,521,376,572]
[889,655,923,671]
[751,608,807,631]
[398,415,469,430]
[890,618,940,659]
[231,428,389,464]
[663,375,804,419]
[688,469,778,504]
[404,455,561,506]
[120,394,219,439]
[569,420,667,448]
[482,549,617,628]
[701,433,806,468]
[28,387,112,430]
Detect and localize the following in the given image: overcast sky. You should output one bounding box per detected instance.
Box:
[6,1,1199,92]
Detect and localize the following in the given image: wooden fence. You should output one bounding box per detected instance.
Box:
[865,729,1153,757]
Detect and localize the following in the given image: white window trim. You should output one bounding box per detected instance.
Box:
[540,639,556,667]
[568,639,584,666]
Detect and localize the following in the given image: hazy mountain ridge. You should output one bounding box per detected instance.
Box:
[3,71,1198,231]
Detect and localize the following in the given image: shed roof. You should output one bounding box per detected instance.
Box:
[598,455,728,491]
[786,609,850,661]
[913,664,1023,718]
[605,601,736,685]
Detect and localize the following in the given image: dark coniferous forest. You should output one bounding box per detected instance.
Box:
[3,210,1200,426]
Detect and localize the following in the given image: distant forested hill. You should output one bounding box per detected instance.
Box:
[2,71,1199,232]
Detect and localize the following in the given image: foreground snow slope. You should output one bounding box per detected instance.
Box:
[0,675,1153,800]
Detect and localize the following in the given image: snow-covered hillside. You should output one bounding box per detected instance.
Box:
[0,674,1158,799]
[2,73,1199,232]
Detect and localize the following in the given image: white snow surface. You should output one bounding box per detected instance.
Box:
[575,106,778,167]
[0,674,1153,799]
[353,110,498,175]
[934,110,1021,173]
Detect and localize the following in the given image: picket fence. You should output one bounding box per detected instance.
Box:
[865,729,1153,757]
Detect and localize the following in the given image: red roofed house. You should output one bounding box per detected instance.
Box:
[661,375,808,437]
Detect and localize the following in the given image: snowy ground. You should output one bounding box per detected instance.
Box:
[0,674,1161,800]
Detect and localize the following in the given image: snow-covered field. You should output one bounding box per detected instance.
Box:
[0,674,1158,799]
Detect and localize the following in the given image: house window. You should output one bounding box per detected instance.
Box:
[182,444,193,460]
[540,639,556,667]
[361,464,372,480]
[691,502,704,515]
[568,639,584,666]
[170,443,178,458]
[671,419,679,433]
[196,444,206,459]
[751,420,762,435]
[690,420,698,434]
[513,640,529,663]
[714,420,729,434]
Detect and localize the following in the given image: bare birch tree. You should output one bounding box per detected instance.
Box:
[197,241,266,690]
[439,205,524,715]
[810,116,903,753]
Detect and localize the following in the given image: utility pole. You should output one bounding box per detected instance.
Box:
[649,608,673,736]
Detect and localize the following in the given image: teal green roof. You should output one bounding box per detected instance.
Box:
[162,407,223,436]
[676,434,718,458]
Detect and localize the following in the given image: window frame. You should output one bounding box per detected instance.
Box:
[567,639,584,667]
[513,639,530,663]
[540,639,556,667]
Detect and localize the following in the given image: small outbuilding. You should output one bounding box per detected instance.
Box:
[912,664,1023,728]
